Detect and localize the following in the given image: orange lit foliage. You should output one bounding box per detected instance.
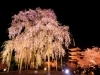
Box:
[77,47,100,68]
[44,60,57,68]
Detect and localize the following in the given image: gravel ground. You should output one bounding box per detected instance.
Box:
[0,70,65,75]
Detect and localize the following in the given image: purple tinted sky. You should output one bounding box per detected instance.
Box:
[0,0,99,49]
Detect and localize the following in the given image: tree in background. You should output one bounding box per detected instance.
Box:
[1,7,73,74]
[77,47,100,68]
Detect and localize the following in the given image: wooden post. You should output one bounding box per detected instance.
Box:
[47,48,50,75]
[7,50,12,72]
[19,50,23,74]
[61,52,62,71]
[56,57,57,71]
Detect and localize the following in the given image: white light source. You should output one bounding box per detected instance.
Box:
[44,67,47,70]
[34,70,38,74]
[3,68,7,72]
[65,69,69,74]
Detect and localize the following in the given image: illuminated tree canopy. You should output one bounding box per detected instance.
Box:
[77,47,100,68]
[1,7,72,73]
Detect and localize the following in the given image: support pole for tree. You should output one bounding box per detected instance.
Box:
[19,50,23,74]
[26,58,29,70]
[18,60,20,70]
[61,52,63,71]
[36,62,38,69]
[56,56,57,71]
[30,51,35,69]
[19,57,23,74]
[7,50,12,72]
[25,50,27,70]
[25,62,26,70]
[7,62,10,72]
[26,62,28,70]
[47,48,50,75]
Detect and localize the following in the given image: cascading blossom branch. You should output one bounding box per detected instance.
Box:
[8,7,57,39]
[7,7,72,59]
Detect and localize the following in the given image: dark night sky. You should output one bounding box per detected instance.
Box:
[0,1,100,50]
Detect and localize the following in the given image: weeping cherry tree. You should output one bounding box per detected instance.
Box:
[1,7,73,74]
